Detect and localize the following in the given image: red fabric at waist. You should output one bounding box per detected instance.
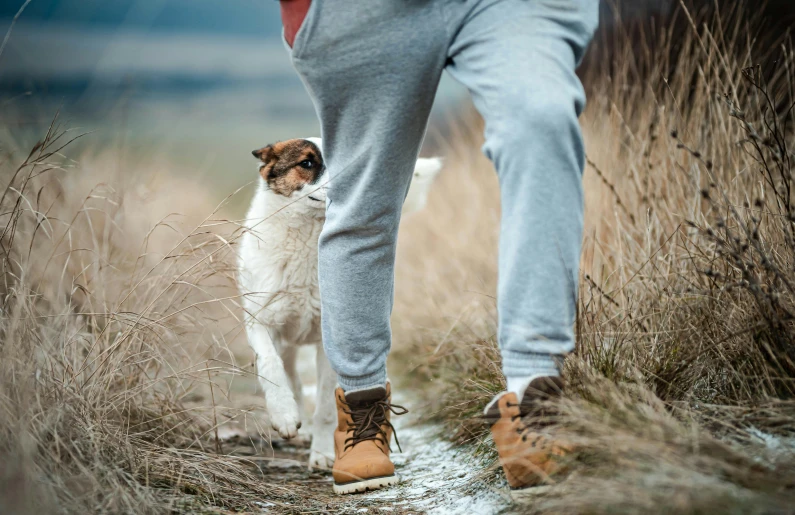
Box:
[280,0,312,48]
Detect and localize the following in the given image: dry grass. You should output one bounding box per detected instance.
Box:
[394,3,795,513]
[0,123,304,513]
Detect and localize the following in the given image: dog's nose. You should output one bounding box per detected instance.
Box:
[251,149,260,158]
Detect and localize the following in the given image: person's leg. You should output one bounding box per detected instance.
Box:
[445,0,599,385]
[287,0,448,493]
[444,0,598,498]
[290,0,448,392]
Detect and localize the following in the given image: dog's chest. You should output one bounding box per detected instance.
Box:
[242,217,323,342]
[276,222,321,299]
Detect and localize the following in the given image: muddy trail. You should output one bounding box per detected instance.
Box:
[184,338,514,514]
[209,381,509,514]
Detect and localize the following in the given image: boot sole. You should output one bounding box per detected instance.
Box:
[333,474,399,495]
[510,485,552,503]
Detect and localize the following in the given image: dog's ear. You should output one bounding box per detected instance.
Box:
[252,145,277,180]
[252,145,275,163]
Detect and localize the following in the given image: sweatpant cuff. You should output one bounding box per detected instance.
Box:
[502,350,565,378]
[337,368,388,392]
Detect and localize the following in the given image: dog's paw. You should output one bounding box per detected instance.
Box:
[308,448,334,471]
[267,401,302,440]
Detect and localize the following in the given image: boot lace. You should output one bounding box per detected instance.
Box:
[343,399,408,452]
[505,401,555,442]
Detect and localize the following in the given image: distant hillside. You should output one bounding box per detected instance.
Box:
[0,1,286,100]
[0,0,282,37]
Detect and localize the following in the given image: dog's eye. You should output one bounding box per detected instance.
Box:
[298,160,314,169]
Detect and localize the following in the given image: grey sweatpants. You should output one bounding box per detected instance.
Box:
[289,0,599,391]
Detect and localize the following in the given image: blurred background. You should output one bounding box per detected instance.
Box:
[0,0,685,203]
[0,0,473,199]
[3,0,794,172]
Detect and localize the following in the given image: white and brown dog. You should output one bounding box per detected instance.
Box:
[238,138,441,469]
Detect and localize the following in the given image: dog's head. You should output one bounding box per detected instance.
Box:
[252,137,327,210]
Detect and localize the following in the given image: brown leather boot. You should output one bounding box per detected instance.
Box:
[332,383,407,495]
[484,376,571,502]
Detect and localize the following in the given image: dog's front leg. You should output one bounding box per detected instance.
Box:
[280,344,304,414]
[309,342,337,470]
[245,321,302,439]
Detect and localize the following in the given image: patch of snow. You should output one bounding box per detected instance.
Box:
[748,427,795,453]
[363,415,508,514]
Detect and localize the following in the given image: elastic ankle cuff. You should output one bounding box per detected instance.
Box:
[502,351,563,379]
[337,369,388,392]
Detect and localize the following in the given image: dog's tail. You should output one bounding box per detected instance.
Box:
[403,157,443,215]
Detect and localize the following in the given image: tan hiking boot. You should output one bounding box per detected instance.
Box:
[484,376,571,502]
[332,383,407,495]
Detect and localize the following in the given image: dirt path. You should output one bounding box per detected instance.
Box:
[352,414,507,514]
[237,404,507,513]
[213,381,509,512]
[204,347,511,513]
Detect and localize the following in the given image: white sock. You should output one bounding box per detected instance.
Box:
[506,355,561,397]
[507,375,547,397]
